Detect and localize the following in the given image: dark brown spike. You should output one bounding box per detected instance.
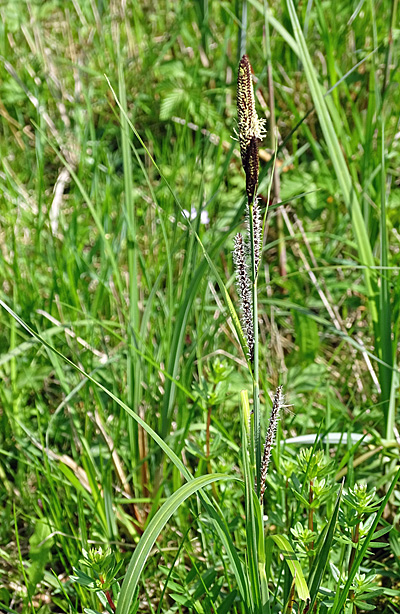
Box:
[245,136,259,202]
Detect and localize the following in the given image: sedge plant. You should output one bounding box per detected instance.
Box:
[107,52,400,614]
[3,20,400,612]
[71,53,310,614]
[234,54,310,614]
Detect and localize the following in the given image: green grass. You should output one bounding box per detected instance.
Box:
[1,0,400,613]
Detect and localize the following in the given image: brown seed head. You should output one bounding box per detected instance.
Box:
[245,136,259,202]
[237,55,266,186]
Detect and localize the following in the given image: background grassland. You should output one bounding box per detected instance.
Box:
[0,0,400,612]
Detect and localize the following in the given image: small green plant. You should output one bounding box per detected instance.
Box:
[341,483,384,580]
[71,547,124,614]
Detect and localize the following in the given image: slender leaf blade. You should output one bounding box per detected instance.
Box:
[271,535,310,602]
[116,474,235,614]
[307,482,343,608]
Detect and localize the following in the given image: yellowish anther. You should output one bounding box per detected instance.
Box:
[237,55,266,171]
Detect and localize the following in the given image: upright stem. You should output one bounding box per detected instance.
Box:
[249,197,261,494]
[348,521,360,577]
[308,479,314,569]
[382,0,398,98]
[238,0,248,60]
[105,590,117,613]
[351,520,363,614]
[100,576,116,613]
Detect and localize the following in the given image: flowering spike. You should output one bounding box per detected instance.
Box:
[233,233,254,361]
[245,198,262,276]
[245,136,259,202]
[237,56,265,273]
[237,55,266,190]
[260,386,284,502]
[253,198,261,275]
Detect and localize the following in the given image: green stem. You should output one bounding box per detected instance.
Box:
[265,6,286,280]
[348,521,360,576]
[238,0,248,60]
[382,0,398,98]
[249,197,261,495]
[308,479,314,569]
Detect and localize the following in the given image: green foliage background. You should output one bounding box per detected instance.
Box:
[0,0,400,612]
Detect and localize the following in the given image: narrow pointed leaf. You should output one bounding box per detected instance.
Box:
[307,483,343,608]
[271,535,310,602]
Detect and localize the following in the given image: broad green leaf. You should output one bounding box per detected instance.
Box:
[218,590,238,614]
[28,519,53,591]
[115,474,235,614]
[271,535,310,602]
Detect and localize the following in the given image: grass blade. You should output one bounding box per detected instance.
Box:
[117,42,141,471]
[270,535,310,602]
[115,474,236,614]
[379,119,393,436]
[307,482,343,609]
[285,0,379,339]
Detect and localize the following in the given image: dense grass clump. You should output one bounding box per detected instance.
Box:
[1,1,400,613]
